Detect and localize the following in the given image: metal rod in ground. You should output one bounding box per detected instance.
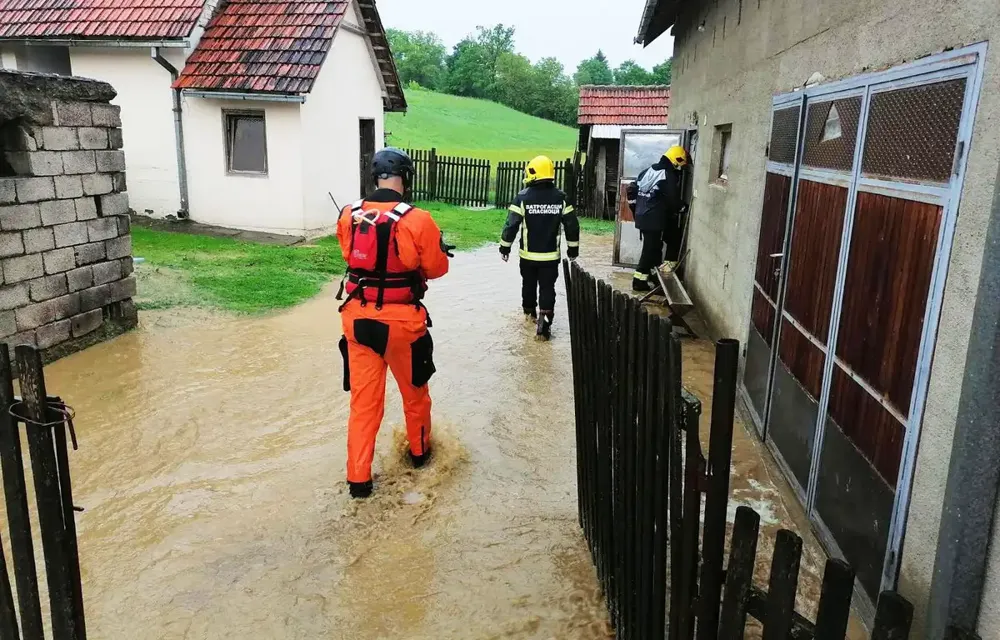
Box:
[667,333,684,640]
[16,345,82,640]
[697,338,741,640]
[0,345,44,640]
[50,398,86,638]
[650,315,673,640]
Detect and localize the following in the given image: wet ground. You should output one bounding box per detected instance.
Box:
[6,234,858,638]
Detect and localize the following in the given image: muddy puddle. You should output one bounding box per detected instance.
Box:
[3,234,857,638]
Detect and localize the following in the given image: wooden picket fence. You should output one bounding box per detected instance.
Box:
[0,344,86,639]
[494,158,576,209]
[562,260,982,640]
[404,148,492,208]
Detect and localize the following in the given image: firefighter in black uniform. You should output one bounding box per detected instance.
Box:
[499,155,581,340]
[627,145,690,292]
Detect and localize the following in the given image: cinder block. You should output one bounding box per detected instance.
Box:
[3,125,40,152]
[0,311,16,339]
[80,283,112,311]
[0,204,41,231]
[110,275,137,302]
[54,175,84,199]
[0,284,29,311]
[111,172,127,193]
[43,248,76,275]
[95,150,126,173]
[29,274,68,302]
[15,293,80,331]
[78,127,109,150]
[3,254,45,284]
[105,235,132,260]
[75,197,98,221]
[120,257,134,276]
[23,227,55,254]
[35,319,71,349]
[82,173,113,196]
[53,221,89,248]
[88,217,117,242]
[39,199,76,226]
[108,129,124,150]
[116,214,131,235]
[99,192,129,217]
[71,309,103,337]
[91,104,122,128]
[4,330,37,348]
[92,260,121,285]
[61,151,97,175]
[6,151,63,176]
[0,180,14,205]
[53,102,93,127]
[41,127,80,151]
[66,266,94,292]
[74,241,106,266]
[0,233,24,258]
[13,178,55,203]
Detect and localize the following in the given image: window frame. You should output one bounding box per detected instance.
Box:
[223,109,269,177]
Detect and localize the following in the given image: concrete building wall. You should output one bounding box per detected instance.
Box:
[183,97,305,235]
[0,70,137,360]
[667,0,1000,629]
[69,47,186,219]
[300,0,385,232]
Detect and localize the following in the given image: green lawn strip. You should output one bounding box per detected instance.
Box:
[132,205,613,313]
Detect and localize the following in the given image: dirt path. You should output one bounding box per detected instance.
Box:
[9,234,856,638]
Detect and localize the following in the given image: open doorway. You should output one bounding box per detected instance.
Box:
[359,119,375,198]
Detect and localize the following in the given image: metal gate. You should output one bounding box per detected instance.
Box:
[739,44,988,610]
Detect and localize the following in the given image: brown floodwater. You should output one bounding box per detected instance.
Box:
[2,234,860,639]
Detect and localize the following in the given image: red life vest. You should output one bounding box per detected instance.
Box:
[342,200,426,308]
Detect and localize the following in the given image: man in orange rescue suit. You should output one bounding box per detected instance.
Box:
[337,147,454,499]
[499,155,580,340]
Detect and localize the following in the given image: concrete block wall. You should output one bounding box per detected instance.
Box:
[0,70,136,360]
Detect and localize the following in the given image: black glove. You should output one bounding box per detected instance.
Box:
[499,245,511,258]
[567,246,579,260]
[440,234,456,258]
[679,203,690,215]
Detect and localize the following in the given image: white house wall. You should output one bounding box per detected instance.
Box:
[300,0,386,232]
[69,47,186,219]
[182,97,305,235]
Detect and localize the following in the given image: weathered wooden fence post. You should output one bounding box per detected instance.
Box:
[428,147,438,201]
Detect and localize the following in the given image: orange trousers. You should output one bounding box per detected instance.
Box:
[341,301,434,483]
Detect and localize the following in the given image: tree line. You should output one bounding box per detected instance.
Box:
[387,25,672,127]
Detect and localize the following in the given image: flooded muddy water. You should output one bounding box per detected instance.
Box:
[5,234,856,638]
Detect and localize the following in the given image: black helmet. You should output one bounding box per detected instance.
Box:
[371,147,414,182]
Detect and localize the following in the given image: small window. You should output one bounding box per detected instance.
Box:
[224,111,267,175]
[714,124,733,183]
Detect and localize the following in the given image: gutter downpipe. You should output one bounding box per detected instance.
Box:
[926,158,1000,637]
[151,47,190,218]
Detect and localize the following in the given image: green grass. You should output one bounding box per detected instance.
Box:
[386,89,577,167]
[132,203,613,314]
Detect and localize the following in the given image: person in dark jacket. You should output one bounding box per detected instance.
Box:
[499,155,581,340]
[627,145,689,292]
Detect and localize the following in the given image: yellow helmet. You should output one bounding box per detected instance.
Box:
[525,155,556,184]
[665,145,689,169]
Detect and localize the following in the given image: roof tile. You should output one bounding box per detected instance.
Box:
[578,85,671,125]
[0,0,202,40]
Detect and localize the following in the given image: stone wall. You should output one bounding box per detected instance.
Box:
[0,70,136,360]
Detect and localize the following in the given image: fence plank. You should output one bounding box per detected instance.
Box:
[813,559,856,640]
[762,529,803,640]
[650,314,673,640]
[612,291,629,629]
[718,506,761,640]
[871,592,914,640]
[0,345,44,640]
[667,333,685,640]
[698,339,741,640]
[638,311,659,638]
[677,390,703,640]
[0,533,18,640]
[599,281,616,600]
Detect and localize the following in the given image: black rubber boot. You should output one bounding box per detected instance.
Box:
[349,480,373,499]
[523,307,538,322]
[409,448,432,469]
[632,277,652,292]
[536,313,553,341]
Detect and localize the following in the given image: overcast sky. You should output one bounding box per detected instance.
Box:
[375,0,675,73]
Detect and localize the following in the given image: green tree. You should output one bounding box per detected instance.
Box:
[614,60,655,86]
[652,59,673,85]
[445,38,489,97]
[574,50,614,86]
[386,29,447,90]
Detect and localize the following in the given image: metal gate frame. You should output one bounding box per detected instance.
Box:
[738,42,989,610]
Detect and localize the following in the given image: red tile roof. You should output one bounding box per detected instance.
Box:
[578,85,671,125]
[0,0,203,40]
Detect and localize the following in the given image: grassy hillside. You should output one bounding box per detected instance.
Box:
[386,88,577,166]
